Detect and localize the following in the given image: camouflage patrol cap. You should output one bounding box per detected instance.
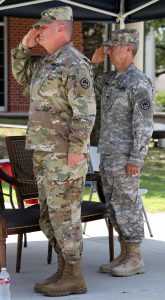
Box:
[103,29,139,48]
[33,6,73,28]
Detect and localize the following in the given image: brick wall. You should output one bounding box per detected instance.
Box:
[8,18,84,112]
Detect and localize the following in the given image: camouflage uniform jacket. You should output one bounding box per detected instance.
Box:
[95,63,154,167]
[11,42,96,154]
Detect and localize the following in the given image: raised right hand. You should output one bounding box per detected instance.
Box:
[91,46,107,64]
[22,29,40,48]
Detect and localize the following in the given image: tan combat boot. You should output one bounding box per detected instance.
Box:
[99,238,126,273]
[34,244,65,293]
[111,242,145,277]
[42,261,87,297]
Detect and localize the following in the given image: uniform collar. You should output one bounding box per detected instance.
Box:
[43,42,73,62]
[119,63,136,76]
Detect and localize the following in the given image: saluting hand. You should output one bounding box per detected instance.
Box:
[22,29,40,48]
[91,46,108,64]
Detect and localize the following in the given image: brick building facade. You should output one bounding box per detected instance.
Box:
[3,17,84,112]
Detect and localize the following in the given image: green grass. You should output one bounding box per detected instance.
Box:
[140,146,165,212]
[0,118,28,125]
[83,186,99,202]
[2,182,17,205]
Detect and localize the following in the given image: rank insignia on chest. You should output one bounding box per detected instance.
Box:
[80,78,90,89]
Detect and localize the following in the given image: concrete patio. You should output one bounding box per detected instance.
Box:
[6,212,165,300]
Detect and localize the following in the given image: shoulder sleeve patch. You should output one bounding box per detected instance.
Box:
[140,99,150,110]
[80,78,90,89]
[136,89,153,117]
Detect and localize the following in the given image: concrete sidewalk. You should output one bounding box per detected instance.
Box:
[6,213,165,300]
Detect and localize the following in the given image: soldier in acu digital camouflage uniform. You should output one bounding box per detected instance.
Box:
[11,6,96,297]
[92,29,154,277]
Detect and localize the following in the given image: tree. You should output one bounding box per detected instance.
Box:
[154,91,165,112]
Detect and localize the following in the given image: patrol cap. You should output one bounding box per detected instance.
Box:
[103,29,139,48]
[33,6,73,28]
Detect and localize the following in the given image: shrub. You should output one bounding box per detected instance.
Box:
[154,90,165,111]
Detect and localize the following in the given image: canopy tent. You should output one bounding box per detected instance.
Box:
[0,0,164,27]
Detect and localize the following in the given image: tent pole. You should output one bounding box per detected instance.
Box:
[117,0,159,29]
[123,0,159,19]
[119,0,125,29]
[117,15,125,29]
[120,0,125,16]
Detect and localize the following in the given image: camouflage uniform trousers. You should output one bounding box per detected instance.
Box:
[100,154,144,243]
[33,151,88,263]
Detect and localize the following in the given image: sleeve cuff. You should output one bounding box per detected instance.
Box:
[18,42,32,53]
[68,143,88,154]
[128,156,144,168]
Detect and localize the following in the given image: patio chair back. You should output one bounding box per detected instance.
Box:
[5,136,38,209]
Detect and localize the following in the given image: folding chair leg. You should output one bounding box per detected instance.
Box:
[107,218,114,261]
[0,218,7,268]
[9,184,15,209]
[16,233,23,273]
[82,222,87,234]
[142,203,153,237]
[47,241,52,264]
[23,233,27,247]
[139,189,153,238]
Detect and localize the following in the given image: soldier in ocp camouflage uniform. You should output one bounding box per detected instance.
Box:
[92,29,154,277]
[11,6,96,297]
